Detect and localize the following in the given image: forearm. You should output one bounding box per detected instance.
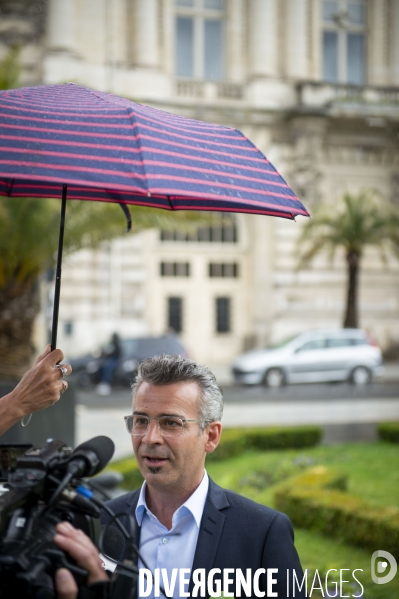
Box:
[0,390,25,435]
[0,346,72,437]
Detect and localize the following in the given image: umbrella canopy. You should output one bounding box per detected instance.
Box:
[0,83,308,219]
[0,83,310,348]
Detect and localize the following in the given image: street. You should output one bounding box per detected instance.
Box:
[76,380,399,409]
[75,378,399,459]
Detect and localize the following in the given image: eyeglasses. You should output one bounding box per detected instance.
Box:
[124,415,207,437]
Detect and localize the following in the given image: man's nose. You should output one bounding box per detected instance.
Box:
[142,420,163,444]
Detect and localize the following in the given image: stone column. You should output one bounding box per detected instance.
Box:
[308,0,321,80]
[368,0,389,85]
[226,0,246,81]
[135,0,159,68]
[390,0,399,85]
[248,0,278,78]
[47,0,75,52]
[288,116,327,205]
[285,0,308,80]
[252,209,275,348]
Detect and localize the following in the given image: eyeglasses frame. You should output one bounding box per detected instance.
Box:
[124,414,210,437]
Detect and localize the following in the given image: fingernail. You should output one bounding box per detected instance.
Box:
[59,521,73,532]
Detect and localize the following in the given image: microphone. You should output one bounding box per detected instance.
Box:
[101,525,126,562]
[65,436,115,478]
[46,437,115,511]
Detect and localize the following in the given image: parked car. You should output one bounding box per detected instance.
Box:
[68,334,189,388]
[231,329,384,387]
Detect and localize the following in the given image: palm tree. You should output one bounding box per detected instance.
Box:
[0,197,211,379]
[0,45,20,91]
[297,191,399,329]
[0,51,213,379]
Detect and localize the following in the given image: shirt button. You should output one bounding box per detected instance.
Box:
[162,537,168,544]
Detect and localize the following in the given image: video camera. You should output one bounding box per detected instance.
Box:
[0,436,137,599]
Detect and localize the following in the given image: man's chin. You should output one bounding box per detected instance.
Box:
[147,466,162,474]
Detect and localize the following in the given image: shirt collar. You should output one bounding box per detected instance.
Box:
[135,470,209,528]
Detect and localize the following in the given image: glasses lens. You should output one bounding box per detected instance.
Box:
[130,415,150,435]
[125,416,133,434]
[158,416,184,436]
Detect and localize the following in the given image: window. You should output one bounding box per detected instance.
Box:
[160,213,237,243]
[168,297,183,333]
[327,337,353,348]
[322,0,366,85]
[296,339,327,352]
[209,263,239,277]
[216,297,231,333]
[160,262,190,277]
[327,336,368,347]
[175,0,224,80]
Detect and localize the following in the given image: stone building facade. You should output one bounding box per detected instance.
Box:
[1,0,399,367]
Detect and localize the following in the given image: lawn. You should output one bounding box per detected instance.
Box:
[205,442,399,599]
[109,441,399,597]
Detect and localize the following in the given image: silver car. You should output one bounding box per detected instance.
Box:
[231,329,384,387]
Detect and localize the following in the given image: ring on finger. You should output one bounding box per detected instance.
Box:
[56,365,68,378]
[60,380,68,394]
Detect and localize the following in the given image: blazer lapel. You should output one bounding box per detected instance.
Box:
[189,479,230,593]
[126,490,141,562]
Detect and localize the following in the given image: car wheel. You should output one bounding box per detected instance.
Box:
[350,366,372,386]
[264,368,285,388]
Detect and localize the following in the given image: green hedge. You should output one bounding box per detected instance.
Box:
[109,458,144,490]
[109,425,321,489]
[377,422,399,443]
[207,425,322,461]
[274,467,399,561]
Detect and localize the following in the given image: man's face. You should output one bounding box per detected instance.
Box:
[132,381,219,497]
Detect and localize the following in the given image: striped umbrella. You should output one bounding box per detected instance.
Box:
[0,83,309,346]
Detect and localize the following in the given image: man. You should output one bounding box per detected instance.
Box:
[101,355,305,598]
[96,332,121,396]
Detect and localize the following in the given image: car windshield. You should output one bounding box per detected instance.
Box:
[121,339,139,354]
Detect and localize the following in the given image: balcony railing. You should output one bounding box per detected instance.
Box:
[176,79,244,101]
[298,81,399,108]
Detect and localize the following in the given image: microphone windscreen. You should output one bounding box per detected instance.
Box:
[73,436,115,475]
[101,525,125,562]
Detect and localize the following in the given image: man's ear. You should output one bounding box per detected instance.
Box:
[204,422,222,454]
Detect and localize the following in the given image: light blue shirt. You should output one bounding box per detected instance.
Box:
[135,471,209,599]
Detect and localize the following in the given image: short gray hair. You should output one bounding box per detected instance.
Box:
[131,354,223,427]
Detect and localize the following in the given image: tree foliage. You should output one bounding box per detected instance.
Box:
[0,49,218,378]
[0,195,213,378]
[297,191,399,328]
[0,46,20,91]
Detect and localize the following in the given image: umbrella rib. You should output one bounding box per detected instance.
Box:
[119,202,132,232]
[167,195,174,211]
[64,86,150,196]
[6,178,14,196]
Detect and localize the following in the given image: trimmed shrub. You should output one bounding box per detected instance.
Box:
[274,467,399,561]
[108,425,321,488]
[207,425,322,462]
[109,457,144,490]
[377,422,399,443]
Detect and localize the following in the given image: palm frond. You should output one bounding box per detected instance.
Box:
[0,197,220,286]
[0,46,20,91]
[297,190,399,268]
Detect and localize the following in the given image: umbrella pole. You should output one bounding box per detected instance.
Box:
[51,184,67,351]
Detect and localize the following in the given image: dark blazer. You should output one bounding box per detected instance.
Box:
[101,478,305,598]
